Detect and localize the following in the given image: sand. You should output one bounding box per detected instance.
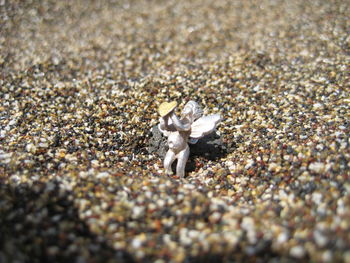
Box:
[1,0,349,262]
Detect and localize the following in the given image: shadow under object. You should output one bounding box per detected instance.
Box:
[148,125,227,161]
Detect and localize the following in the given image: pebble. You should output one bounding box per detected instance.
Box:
[96,172,109,179]
[309,162,326,173]
[276,232,289,245]
[290,246,306,258]
[131,234,146,249]
[314,230,328,247]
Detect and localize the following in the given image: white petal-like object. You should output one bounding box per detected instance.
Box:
[190,114,221,139]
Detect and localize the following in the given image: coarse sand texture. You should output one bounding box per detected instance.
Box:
[0,0,349,262]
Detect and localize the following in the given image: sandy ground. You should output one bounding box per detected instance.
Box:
[1,0,349,262]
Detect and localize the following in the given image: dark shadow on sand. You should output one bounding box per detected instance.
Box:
[0,180,134,263]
